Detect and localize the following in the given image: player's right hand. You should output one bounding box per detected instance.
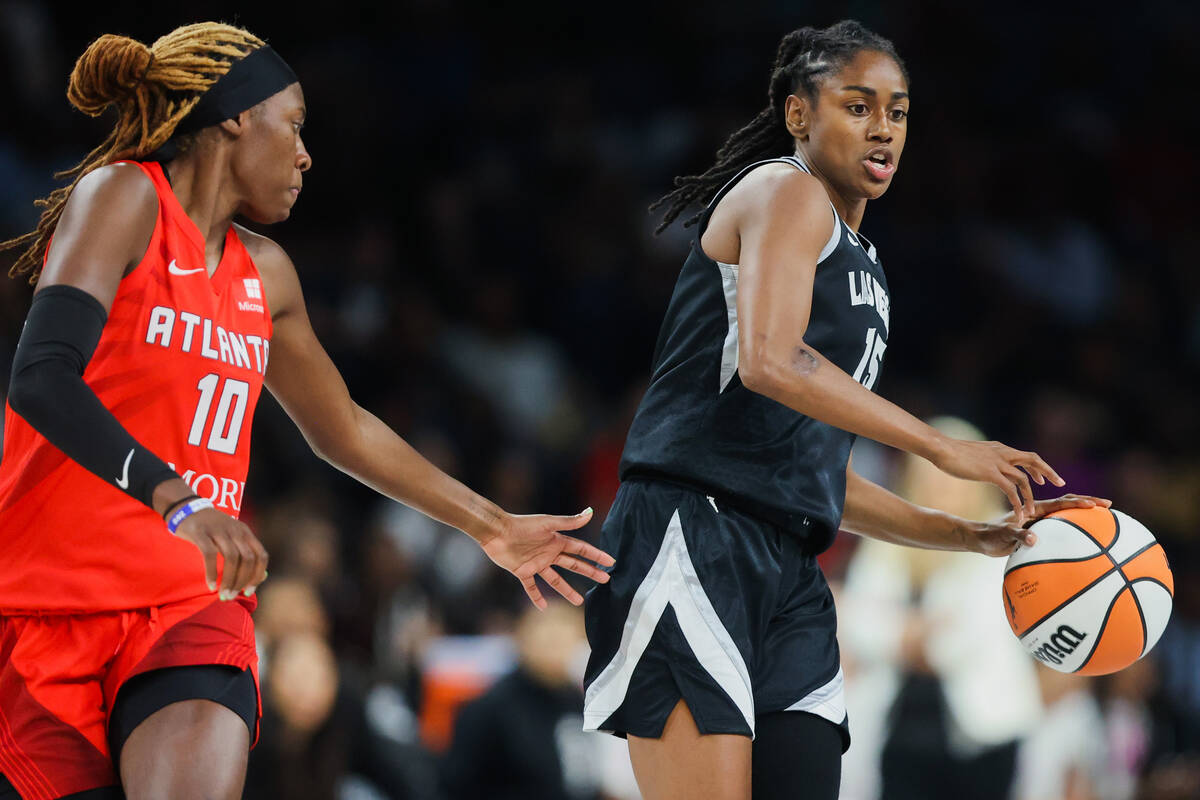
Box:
[173,508,269,600]
[480,507,615,609]
[929,436,1065,524]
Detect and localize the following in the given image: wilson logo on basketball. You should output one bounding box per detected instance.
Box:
[1004,507,1174,675]
[1030,624,1088,666]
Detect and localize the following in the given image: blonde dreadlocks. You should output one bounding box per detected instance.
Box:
[2,22,265,283]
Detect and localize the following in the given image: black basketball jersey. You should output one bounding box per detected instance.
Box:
[619,155,891,550]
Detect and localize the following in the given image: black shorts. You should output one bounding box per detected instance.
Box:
[583,479,849,751]
[108,665,258,765]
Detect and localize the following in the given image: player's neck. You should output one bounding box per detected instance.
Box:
[162,146,240,256]
[813,178,867,232]
[793,149,868,231]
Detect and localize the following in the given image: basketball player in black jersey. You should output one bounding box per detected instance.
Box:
[581,21,1108,800]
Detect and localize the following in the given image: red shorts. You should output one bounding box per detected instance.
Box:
[0,595,259,800]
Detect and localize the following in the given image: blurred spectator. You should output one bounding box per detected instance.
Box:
[1011,666,1107,800]
[439,274,575,446]
[839,417,1040,800]
[419,631,515,754]
[1098,656,1165,800]
[245,631,361,799]
[440,602,604,800]
[250,577,440,799]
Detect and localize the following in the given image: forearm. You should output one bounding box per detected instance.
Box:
[842,467,978,552]
[741,342,947,461]
[9,286,182,511]
[317,406,507,544]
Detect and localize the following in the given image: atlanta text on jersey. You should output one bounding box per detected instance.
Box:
[145,306,270,375]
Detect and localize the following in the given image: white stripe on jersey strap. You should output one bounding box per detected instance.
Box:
[783,665,846,726]
[781,155,842,264]
[583,509,756,736]
[816,207,841,264]
[717,261,740,393]
[706,154,844,394]
[782,153,813,173]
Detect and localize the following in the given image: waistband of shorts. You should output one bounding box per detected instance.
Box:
[620,470,833,545]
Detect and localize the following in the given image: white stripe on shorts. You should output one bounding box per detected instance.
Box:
[583,509,756,736]
[783,665,845,726]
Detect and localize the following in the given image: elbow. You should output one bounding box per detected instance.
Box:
[738,345,816,400]
[303,409,363,469]
[737,356,774,396]
[7,366,44,423]
[307,433,347,467]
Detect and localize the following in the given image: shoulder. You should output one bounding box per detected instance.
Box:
[64,162,158,225]
[233,223,292,274]
[709,161,831,236]
[731,161,830,219]
[73,162,158,210]
[39,162,160,295]
[233,223,301,320]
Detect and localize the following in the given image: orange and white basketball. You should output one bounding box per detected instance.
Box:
[1002,507,1173,675]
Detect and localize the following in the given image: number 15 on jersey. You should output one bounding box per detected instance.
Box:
[852,327,887,391]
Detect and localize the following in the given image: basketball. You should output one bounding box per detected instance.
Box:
[1002,507,1174,675]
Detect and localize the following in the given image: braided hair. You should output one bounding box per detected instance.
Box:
[650,20,908,233]
[2,22,266,283]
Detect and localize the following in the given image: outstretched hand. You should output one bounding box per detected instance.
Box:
[481,507,616,609]
[967,494,1113,557]
[930,437,1066,523]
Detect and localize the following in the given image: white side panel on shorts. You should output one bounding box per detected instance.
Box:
[717,262,740,393]
[784,665,845,726]
[583,509,756,736]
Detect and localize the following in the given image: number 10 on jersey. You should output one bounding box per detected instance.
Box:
[188,373,249,454]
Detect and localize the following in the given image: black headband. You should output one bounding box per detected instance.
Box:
[172,45,298,136]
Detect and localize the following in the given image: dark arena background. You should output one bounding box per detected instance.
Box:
[2,1,1198,798]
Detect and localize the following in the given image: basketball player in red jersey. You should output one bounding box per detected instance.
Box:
[0,23,614,800]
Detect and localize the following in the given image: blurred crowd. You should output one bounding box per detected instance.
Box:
[1,0,1198,798]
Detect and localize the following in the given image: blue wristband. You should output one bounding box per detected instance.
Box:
[166,498,215,534]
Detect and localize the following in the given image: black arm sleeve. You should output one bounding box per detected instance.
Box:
[7,285,179,509]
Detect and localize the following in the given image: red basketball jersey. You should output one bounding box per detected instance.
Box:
[0,161,273,612]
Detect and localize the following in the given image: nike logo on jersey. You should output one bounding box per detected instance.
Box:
[168,259,206,276]
[115,449,133,489]
[845,232,860,247]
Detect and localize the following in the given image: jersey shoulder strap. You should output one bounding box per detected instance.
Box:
[697,155,840,264]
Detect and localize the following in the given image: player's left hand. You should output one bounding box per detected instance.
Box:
[968,494,1112,557]
[481,507,616,609]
